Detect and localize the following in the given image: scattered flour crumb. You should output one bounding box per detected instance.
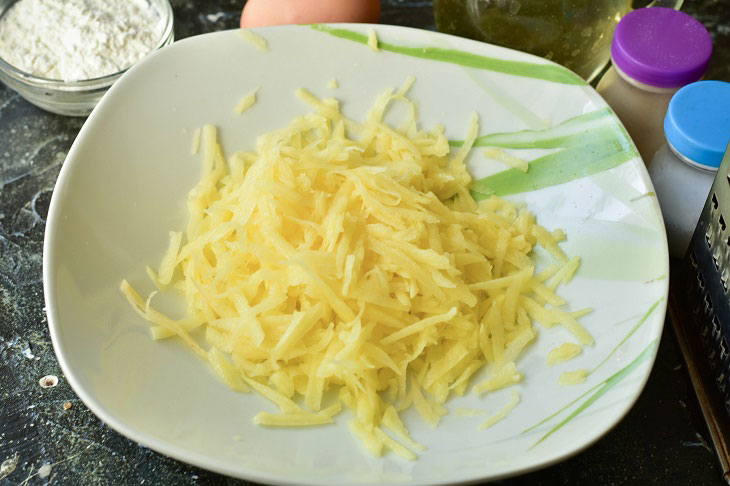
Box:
[205,12,226,23]
[38,463,52,479]
[38,375,58,388]
[0,454,18,480]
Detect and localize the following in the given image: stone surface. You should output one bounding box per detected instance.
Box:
[0,1,728,484]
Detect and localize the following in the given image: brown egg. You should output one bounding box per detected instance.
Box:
[240,0,380,28]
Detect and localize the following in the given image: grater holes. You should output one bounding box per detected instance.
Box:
[721,214,727,232]
[722,273,729,293]
[713,252,721,270]
[704,292,714,312]
[717,373,727,393]
[712,315,721,337]
[721,338,729,361]
[698,271,706,290]
[690,250,698,268]
[713,193,719,210]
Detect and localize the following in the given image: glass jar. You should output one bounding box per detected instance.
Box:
[433,0,682,82]
[596,8,712,165]
[649,81,730,258]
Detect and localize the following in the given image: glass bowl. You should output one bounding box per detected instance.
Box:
[0,0,174,117]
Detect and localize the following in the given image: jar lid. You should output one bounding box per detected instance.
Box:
[611,8,712,89]
[665,81,730,170]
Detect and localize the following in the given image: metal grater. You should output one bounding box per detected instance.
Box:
[682,143,730,412]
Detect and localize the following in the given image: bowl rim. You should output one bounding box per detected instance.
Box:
[0,0,174,89]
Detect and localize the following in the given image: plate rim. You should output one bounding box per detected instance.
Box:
[43,23,669,485]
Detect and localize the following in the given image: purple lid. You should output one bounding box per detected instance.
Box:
[611,8,712,88]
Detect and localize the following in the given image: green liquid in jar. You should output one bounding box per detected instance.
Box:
[434,0,632,81]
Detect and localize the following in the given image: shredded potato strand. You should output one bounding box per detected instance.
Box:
[123,82,587,458]
[237,28,268,52]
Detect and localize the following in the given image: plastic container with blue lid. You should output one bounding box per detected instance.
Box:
[649,80,730,258]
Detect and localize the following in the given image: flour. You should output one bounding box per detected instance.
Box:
[37,463,52,479]
[0,0,165,81]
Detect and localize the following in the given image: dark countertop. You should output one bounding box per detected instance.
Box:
[1,1,728,484]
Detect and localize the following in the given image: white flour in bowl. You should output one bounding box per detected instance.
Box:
[0,0,165,81]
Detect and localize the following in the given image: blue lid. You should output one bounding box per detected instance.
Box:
[664,80,730,170]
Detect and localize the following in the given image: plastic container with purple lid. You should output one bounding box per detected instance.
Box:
[596,7,713,164]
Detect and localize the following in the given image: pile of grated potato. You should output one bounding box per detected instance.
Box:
[121,78,591,459]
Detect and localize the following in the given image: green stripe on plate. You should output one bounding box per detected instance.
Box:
[529,339,659,449]
[451,108,614,149]
[310,24,586,86]
[590,298,663,375]
[471,135,637,198]
[523,299,663,435]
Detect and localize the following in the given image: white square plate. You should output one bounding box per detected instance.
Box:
[43,24,669,485]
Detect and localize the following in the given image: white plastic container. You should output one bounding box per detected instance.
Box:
[649,81,730,258]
